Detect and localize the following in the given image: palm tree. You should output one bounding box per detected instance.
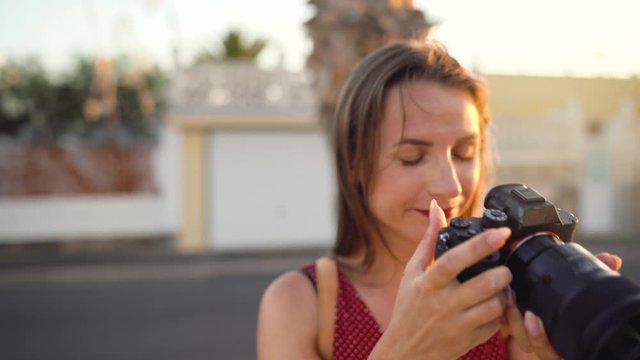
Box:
[305,0,434,128]
[193,30,267,64]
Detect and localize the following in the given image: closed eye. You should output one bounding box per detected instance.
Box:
[395,144,427,166]
[400,156,424,166]
[452,138,478,161]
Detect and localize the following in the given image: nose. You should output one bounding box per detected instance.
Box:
[427,153,463,201]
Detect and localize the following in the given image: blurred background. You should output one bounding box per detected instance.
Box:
[1,0,639,359]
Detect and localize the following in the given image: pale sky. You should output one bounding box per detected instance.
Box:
[1,0,639,77]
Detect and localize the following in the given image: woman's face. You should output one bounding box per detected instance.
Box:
[368,81,482,246]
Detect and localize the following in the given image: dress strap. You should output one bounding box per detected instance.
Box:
[316,256,338,360]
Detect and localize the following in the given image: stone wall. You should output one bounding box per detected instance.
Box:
[0,142,155,196]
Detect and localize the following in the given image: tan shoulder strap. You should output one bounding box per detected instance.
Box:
[316,256,338,360]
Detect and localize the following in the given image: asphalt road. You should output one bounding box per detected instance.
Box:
[0,241,639,360]
[0,251,321,360]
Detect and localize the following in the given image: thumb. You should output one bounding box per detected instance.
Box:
[405,199,448,276]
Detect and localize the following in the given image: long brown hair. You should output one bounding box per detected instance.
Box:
[330,40,492,268]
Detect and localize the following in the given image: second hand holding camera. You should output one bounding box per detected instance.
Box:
[436,183,640,360]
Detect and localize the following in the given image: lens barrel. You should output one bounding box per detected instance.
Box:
[506,234,640,360]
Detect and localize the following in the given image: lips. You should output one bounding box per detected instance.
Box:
[417,208,454,219]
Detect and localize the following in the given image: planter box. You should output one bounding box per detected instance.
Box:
[0,143,156,196]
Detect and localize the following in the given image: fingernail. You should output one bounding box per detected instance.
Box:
[612,255,623,270]
[486,229,507,247]
[524,311,541,336]
[430,199,437,213]
[506,287,515,307]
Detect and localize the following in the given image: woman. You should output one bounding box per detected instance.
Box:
[257,40,621,359]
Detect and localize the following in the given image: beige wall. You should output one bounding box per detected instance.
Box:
[487,74,640,121]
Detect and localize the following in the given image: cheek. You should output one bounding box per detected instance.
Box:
[368,166,421,212]
[382,165,424,191]
[457,160,481,197]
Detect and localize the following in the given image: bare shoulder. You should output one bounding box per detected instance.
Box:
[259,270,318,320]
[257,270,321,359]
[263,270,317,302]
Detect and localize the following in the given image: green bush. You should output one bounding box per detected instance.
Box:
[0,56,166,144]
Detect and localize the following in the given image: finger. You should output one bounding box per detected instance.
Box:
[423,200,448,268]
[595,252,623,271]
[459,293,507,330]
[404,237,432,277]
[426,227,511,288]
[454,266,512,310]
[405,199,447,276]
[503,293,533,353]
[499,287,516,336]
[524,311,562,359]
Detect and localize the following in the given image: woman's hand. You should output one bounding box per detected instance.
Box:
[504,253,623,360]
[370,200,513,359]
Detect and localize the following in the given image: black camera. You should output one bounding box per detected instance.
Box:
[436,183,640,360]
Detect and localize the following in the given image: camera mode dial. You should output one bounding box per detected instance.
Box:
[482,209,508,228]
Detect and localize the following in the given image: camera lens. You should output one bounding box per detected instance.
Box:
[506,234,640,360]
[598,321,640,359]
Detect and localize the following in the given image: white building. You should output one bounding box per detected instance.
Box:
[168,61,335,252]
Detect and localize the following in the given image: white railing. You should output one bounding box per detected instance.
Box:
[168,61,318,120]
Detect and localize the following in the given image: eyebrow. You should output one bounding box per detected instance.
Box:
[393,134,478,147]
[393,138,433,147]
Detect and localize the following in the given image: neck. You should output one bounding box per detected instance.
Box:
[340,233,419,287]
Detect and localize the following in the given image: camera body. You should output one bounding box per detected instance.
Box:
[436,183,640,360]
[436,183,578,282]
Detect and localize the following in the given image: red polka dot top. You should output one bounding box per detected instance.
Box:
[302,263,508,360]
